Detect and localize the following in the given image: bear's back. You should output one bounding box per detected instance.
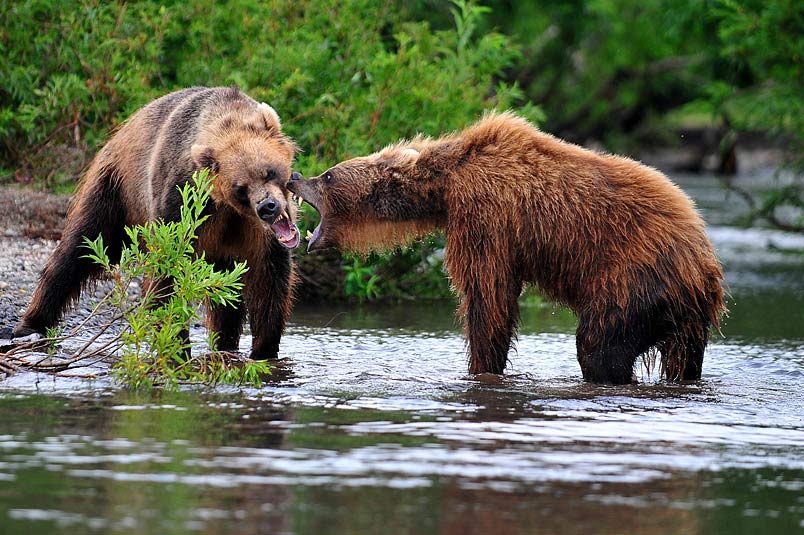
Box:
[441,112,721,314]
[96,87,257,222]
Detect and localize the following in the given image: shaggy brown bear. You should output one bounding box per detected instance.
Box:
[288,112,726,384]
[14,86,300,359]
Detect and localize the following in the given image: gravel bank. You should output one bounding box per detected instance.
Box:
[0,185,71,336]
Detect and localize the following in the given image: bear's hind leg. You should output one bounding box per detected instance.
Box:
[576,310,647,385]
[660,321,709,381]
[576,341,639,385]
[14,176,125,336]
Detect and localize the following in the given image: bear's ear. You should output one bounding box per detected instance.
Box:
[377,147,420,168]
[392,147,421,167]
[191,144,219,173]
[399,148,420,162]
[258,102,281,133]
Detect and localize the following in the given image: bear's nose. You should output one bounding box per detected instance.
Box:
[257,198,280,221]
[290,171,303,181]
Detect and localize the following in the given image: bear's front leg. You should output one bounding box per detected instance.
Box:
[447,242,522,375]
[245,240,294,360]
[206,258,247,351]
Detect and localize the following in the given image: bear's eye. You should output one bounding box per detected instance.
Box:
[265,169,277,182]
[324,171,334,184]
[235,184,249,202]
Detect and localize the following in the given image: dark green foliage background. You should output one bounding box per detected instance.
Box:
[0,0,534,186]
[1,0,801,300]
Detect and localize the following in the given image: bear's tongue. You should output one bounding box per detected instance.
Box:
[270,216,300,249]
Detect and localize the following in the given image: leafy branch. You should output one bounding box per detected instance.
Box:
[1,170,271,388]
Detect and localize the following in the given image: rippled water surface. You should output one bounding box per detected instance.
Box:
[1,175,803,534]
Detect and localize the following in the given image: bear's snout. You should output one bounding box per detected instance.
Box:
[257,197,281,222]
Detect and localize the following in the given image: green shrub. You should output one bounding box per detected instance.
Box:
[342,257,382,303]
[82,170,269,389]
[0,0,167,188]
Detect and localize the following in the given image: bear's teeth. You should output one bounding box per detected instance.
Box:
[306,230,314,241]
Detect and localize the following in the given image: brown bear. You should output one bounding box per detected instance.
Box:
[287,112,726,384]
[13,86,300,359]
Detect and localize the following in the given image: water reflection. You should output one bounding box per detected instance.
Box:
[1,334,804,535]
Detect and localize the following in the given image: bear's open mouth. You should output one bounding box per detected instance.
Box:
[270,211,300,249]
[305,220,324,250]
[288,185,325,251]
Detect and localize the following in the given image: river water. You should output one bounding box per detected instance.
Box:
[1,173,803,534]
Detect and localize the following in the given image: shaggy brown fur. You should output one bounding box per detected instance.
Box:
[288,112,726,384]
[14,86,300,359]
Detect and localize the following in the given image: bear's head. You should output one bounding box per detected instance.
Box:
[288,146,444,253]
[191,102,301,249]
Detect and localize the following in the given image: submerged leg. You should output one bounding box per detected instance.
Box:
[660,321,709,381]
[576,339,639,385]
[576,306,651,385]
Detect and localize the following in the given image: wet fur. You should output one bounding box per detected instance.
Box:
[292,112,726,383]
[15,86,298,359]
